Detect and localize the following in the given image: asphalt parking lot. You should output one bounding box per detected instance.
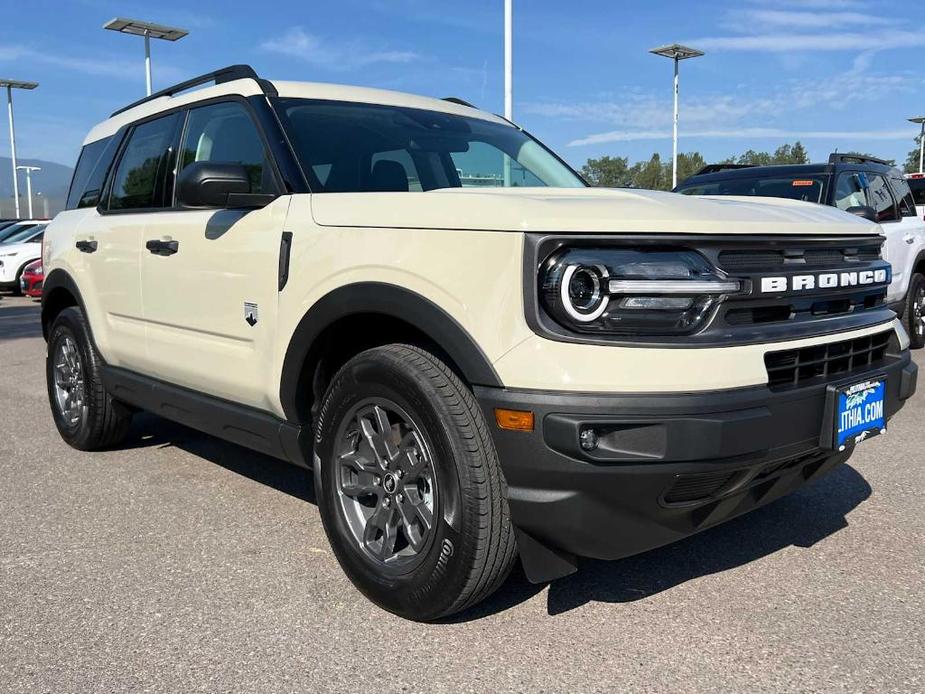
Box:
[0,294,922,693]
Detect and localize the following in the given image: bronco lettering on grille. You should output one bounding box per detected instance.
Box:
[760,269,889,294]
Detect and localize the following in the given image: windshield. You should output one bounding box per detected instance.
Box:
[2,223,45,245]
[276,98,585,192]
[677,174,827,204]
[0,223,38,244]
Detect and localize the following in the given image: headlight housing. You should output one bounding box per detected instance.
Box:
[539,247,742,336]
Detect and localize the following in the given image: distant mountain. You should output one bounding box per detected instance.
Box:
[0,157,73,219]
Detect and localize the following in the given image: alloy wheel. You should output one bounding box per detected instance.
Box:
[52,336,86,428]
[334,399,437,568]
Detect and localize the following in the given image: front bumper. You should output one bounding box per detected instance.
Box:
[475,349,917,582]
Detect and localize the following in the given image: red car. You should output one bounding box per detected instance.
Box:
[19,259,43,298]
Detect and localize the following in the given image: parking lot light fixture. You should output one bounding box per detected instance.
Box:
[909,117,925,174]
[103,17,189,96]
[649,44,705,189]
[16,165,40,218]
[0,79,38,219]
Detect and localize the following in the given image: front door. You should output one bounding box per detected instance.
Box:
[139,100,288,411]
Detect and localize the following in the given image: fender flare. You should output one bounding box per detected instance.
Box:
[279,282,503,422]
[41,269,89,341]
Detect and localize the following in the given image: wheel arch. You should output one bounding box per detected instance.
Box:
[279,282,503,424]
[41,269,86,342]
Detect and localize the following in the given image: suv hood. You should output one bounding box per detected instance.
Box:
[310,187,879,236]
[0,241,41,258]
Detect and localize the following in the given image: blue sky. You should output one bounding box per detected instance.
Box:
[3,0,925,170]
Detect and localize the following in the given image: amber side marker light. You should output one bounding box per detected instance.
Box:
[495,408,535,432]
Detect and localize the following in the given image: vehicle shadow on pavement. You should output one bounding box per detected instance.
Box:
[119,416,870,622]
[451,463,871,621]
[0,300,43,341]
[125,413,316,504]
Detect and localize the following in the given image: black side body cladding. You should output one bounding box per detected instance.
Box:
[101,366,309,467]
[278,283,503,423]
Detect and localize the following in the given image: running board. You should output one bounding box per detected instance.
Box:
[101,365,310,467]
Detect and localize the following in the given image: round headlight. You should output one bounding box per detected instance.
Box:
[561,264,609,322]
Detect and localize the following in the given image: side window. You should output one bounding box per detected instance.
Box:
[833,173,868,211]
[370,150,423,192]
[108,113,181,211]
[66,136,119,210]
[889,175,917,217]
[179,101,276,194]
[867,174,898,222]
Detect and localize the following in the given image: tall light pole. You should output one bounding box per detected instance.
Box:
[16,165,40,218]
[103,18,189,96]
[909,117,925,174]
[649,44,704,189]
[503,0,513,187]
[0,79,38,219]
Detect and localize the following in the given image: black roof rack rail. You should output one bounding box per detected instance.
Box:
[442,96,476,108]
[693,163,758,176]
[110,64,278,117]
[827,152,891,167]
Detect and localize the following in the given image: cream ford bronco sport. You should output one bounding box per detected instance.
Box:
[42,65,918,620]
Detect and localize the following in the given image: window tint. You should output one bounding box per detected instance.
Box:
[833,173,869,211]
[108,113,180,211]
[179,101,275,194]
[867,174,898,222]
[909,177,925,205]
[66,136,119,210]
[2,223,45,245]
[278,99,584,193]
[889,175,918,217]
[677,175,826,203]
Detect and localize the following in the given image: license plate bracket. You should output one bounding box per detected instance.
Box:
[821,376,887,451]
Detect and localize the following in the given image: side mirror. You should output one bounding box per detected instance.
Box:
[845,205,878,222]
[177,161,276,209]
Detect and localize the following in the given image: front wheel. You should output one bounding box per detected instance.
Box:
[907,273,925,349]
[315,344,517,621]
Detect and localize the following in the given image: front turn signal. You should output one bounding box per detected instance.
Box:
[495,408,535,432]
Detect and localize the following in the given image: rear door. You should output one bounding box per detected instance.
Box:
[889,173,925,299]
[139,99,288,410]
[72,113,181,369]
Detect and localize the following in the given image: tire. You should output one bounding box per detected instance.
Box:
[11,262,29,296]
[46,307,133,450]
[907,273,925,349]
[315,344,517,621]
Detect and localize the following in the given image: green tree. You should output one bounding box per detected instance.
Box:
[673,151,707,186]
[580,155,632,187]
[772,141,810,164]
[904,135,923,174]
[632,153,666,190]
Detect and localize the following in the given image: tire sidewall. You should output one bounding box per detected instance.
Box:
[46,309,96,448]
[316,352,477,620]
[907,273,925,348]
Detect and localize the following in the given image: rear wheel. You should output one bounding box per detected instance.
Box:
[907,273,925,349]
[46,307,133,450]
[315,344,516,621]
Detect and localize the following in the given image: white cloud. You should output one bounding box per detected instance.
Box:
[693,31,925,53]
[260,27,419,71]
[0,44,184,82]
[728,9,896,30]
[569,127,913,147]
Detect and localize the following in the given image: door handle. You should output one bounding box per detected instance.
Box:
[904,235,915,245]
[75,239,98,253]
[146,239,179,256]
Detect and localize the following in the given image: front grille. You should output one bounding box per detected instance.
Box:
[718,246,880,271]
[664,470,738,504]
[764,331,891,389]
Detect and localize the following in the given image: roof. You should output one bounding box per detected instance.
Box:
[84,67,508,145]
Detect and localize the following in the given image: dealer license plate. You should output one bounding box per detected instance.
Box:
[835,378,886,450]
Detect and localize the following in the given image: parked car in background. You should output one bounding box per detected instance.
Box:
[0,219,23,233]
[20,259,44,298]
[0,220,43,244]
[0,223,46,295]
[676,155,925,347]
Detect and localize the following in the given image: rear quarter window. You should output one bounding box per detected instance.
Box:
[66,136,120,210]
